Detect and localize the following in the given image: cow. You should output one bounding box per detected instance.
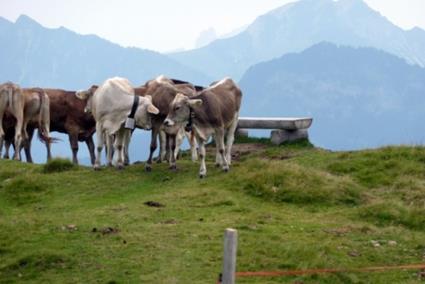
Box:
[44,89,96,164]
[3,89,96,164]
[0,82,24,160]
[76,77,159,170]
[21,88,53,159]
[164,77,242,178]
[142,75,199,172]
[1,86,52,161]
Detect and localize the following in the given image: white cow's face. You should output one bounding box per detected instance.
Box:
[135,96,159,130]
[164,93,202,128]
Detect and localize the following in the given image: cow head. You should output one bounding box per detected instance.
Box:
[134,95,159,130]
[75,85,98,113]
[164,93,202,129]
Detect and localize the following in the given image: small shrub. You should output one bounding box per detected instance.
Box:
[360,202,425,231]
[43,158,75,173]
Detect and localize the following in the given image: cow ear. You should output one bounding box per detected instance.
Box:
[76,91,88,100]
[188,99,202,108]
[147,104,159,115]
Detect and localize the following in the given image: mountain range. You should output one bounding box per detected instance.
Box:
[0,15,210,89]
[170,0,425,80]
[240,42,425,150]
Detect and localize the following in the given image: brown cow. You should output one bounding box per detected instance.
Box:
[0,82,24,160]
[164,77,242,178]
[4,89,96,164]
[44,89,96,164]
[143,75,199,171]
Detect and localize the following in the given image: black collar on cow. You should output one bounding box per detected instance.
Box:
[185,107,196,132]
[128,95,140,119]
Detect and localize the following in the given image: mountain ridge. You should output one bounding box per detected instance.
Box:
[239,42,425,150]
[170,0,425,80]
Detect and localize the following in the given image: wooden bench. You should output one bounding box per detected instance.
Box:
[237,117,313,145]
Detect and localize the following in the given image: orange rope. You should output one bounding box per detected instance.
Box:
[235,263,425,278]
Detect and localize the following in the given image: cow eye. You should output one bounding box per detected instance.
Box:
[174,106,180,111]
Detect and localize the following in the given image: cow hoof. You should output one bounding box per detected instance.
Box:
[199,174,206,179]
[215,163,220,168]
[116,164,124,171]
[169,165,177,171]
[107,163,113,168]
[223,168,229,173]
[145,165,152,172]
[94,165,101,171]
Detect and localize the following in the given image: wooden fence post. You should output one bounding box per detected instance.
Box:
[222,228,238,284]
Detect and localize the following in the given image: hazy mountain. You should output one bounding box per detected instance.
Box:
[195,27,218,48]
[0,15,211,90]
[239,42,425,150]
[0,15,209,163]
[170,0,425,80]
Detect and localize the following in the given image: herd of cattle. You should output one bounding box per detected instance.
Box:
[0,76,242,177]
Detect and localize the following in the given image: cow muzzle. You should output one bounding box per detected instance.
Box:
[164,119,175,127]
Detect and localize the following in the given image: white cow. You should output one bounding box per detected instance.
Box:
[76,77,159,170]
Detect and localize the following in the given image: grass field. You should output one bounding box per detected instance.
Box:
[1,139,425,283]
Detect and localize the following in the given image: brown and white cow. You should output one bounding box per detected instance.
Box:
[143,75,199,172]
[76,77,159,170]
[21,88,53,159]
[164,77,242,178]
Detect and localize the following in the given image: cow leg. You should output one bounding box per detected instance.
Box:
[169,134,177,171]
[174,127,185,160]
[124,130,132,166]
[188,131,198,162]
[114,128,126,170]
[225,114,239,166]
[157,130,167,163]
[106,134,114,167]
[12,110,24,161]
[86,136,96,165]
[0,118,4,157]
[146,127,159,172]
[197,136,207,178]
[69,133,79,164]
[215,128,229,172]
[3,139,10,159]
[215,146,223,167]
[24,128,34,163]
[94,123,104,170]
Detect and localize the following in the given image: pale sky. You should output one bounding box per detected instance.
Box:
[0,0,424,52]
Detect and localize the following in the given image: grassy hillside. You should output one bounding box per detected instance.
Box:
[1,140,425,283]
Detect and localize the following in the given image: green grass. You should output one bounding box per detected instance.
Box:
[1,141,425,283]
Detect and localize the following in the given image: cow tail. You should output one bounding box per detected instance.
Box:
[7,85,14,110]
[37,90,54,145]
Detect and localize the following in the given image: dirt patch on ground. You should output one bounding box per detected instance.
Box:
[92,227,119,235]
[144,201,165,208]
[207,143,267,161]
